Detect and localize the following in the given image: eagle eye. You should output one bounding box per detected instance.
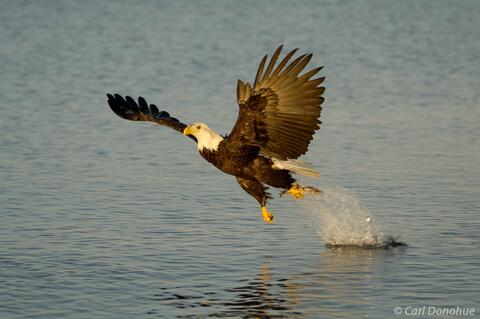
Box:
[196,125,201,130]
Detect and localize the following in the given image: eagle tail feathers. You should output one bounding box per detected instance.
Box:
[271,158,319,178]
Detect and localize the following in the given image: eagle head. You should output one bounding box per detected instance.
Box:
[183,122,224,151]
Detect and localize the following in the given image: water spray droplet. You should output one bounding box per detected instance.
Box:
[301,186,404,248]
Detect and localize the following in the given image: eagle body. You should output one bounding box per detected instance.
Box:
[199,142,256,177]
[108,45,325,223]
[189,123,296,206]
[199,141,295,204]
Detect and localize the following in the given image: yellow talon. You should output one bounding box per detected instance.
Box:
[287,183,305,199]
[262,206,274,223]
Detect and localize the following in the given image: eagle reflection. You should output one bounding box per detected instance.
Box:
[157,265,303,318]
[221,265,302,318]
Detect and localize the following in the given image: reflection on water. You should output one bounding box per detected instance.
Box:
[153,264,303,318]
[222,265,299,318]
[296,246,408,318]
[152,247,407,318]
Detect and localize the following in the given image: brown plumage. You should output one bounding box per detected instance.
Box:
[232,45,324,160]
[107,45,325,223]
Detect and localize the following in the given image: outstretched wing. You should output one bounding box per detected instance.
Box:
[107,94,197,142]
[227,45,325,160]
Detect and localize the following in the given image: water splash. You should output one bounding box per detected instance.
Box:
[301,186,405,248]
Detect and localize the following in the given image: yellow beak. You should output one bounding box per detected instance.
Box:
[183,126,193,136]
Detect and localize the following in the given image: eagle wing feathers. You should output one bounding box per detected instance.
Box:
[107,94,197,142]
[228,45,324,160]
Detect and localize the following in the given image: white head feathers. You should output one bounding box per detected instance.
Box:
[185,122,224,151]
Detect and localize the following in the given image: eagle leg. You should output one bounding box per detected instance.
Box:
[235,177,274,223]
[261,206,274,223]
[280,183,321,199]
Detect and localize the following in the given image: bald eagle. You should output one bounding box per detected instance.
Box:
[107,45,324,223]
